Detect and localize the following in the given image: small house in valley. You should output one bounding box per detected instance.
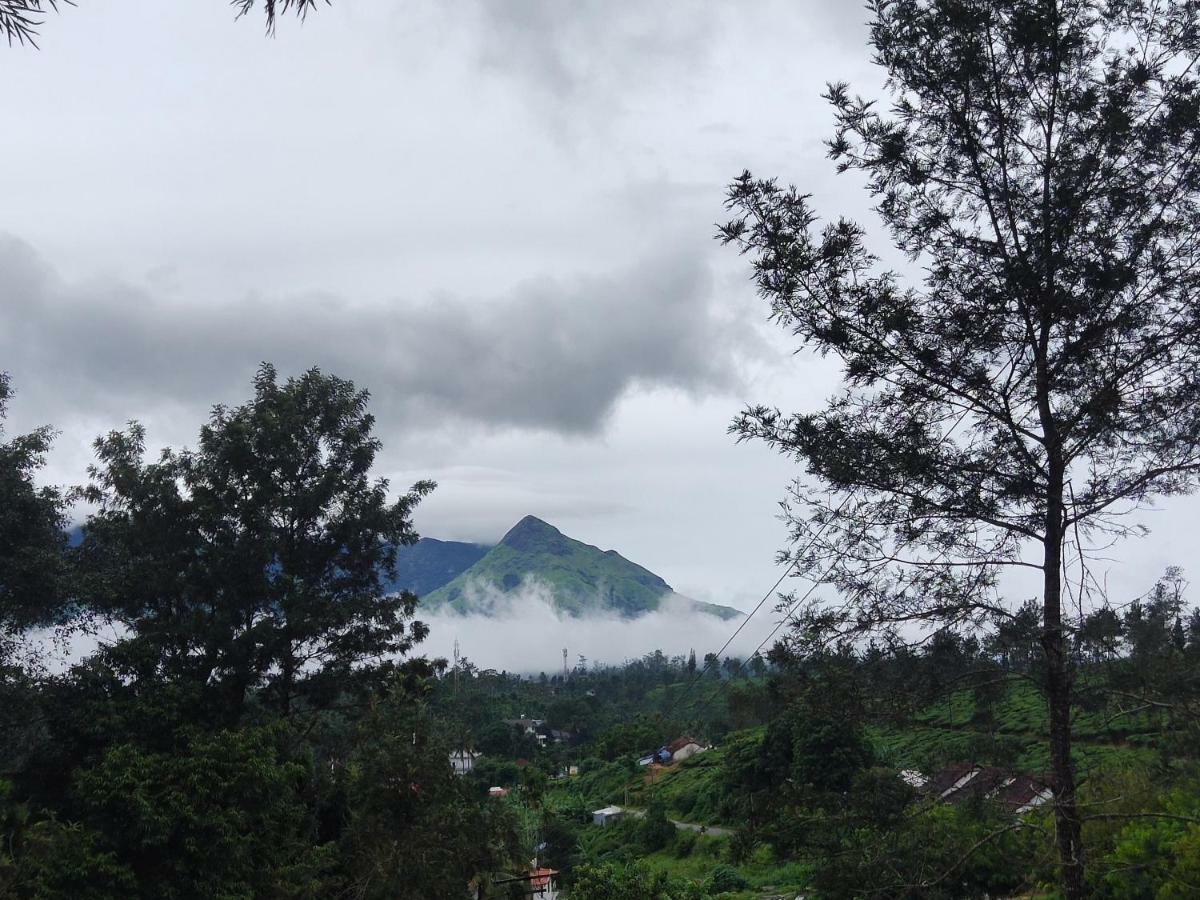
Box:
[924,763,1052,814]
[668,736,704,763]
[592,805,625,826]
[449,748,481,776]
[528,866,559,899]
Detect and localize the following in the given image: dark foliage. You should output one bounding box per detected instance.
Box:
[0,373,67,632]
[73,363,435,723]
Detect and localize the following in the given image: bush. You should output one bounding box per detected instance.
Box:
[726,828,759,864]
[674,830,698,858]
[639,801,677,853]
[705,863,748,893]
[569,862,710,900]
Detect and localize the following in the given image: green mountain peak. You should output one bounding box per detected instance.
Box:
[498,515,568,552]
[420,516,740,620]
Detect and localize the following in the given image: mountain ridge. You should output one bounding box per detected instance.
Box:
[419,515,742,620]
[382,537,490,598]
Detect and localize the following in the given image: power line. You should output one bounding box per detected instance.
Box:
[677,558,836,720]
[659,493,855,724]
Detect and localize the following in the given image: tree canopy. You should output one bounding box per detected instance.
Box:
[0,372,66,634]
[74,363,435,723]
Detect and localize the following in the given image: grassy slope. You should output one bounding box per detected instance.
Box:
[869,679,1159,775]
[550,679,1168,898]
[647,736,749,826]
[634,681,1160,829]
[637,843,812,900]
[556,752,809,899]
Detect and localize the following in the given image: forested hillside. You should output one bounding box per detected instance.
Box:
[427,596,1200,898]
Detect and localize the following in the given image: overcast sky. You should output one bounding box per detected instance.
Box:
[3,1,1195,664]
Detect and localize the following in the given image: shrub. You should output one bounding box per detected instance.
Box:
[727,828,759,864]
[705,863,748,893]
[674,830,698,858]
[639,801,677,853]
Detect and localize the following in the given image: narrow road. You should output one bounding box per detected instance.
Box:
[670,819,735,837]
[623,807,736,837]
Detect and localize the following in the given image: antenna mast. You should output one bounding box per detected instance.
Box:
[453,638,461,697]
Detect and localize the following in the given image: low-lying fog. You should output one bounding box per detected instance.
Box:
[418,579,781,674]
[30,579,787,677]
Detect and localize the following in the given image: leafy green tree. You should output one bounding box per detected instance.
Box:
[638,799,676,853]
[0,781,135,900]
[0,374,67,781]
[1077,607,1123,663]
[807,803,1041,900]
[721,2,1200,894]
[332,700,524,900]
[75,364,434,722]
[68,725,325,900]
[568,862,709,900]
[1096,782,1200,899]
[0,373,67,635]
[789,710,875,797]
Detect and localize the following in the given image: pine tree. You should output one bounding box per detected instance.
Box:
[722,3,1200,894]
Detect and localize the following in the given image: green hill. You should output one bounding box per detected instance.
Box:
[420,515,741,620]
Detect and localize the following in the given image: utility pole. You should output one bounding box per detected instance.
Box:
[562,647,568,680]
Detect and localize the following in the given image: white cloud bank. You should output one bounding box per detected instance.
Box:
[416,580,782,674]
[31,577,786,679]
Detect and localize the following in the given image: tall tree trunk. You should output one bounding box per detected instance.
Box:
[280,647,294,718]
[1043,476,1085,899]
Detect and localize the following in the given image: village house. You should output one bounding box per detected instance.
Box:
[528,866,560,899]
[592,804,625,826]
[924,763,1052,815]
[448,748,481,776]
[668,736,704,763]
[503,717,550,746]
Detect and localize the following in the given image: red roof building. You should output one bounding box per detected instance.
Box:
[529,866,559,899]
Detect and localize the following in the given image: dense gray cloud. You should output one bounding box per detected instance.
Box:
[0,233,755,437]
[451,0,873,116]
[460,0,719,106]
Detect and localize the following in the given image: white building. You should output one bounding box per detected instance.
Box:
[592,805,624,826]
[668,736,704,763]
[449,748,481,776]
